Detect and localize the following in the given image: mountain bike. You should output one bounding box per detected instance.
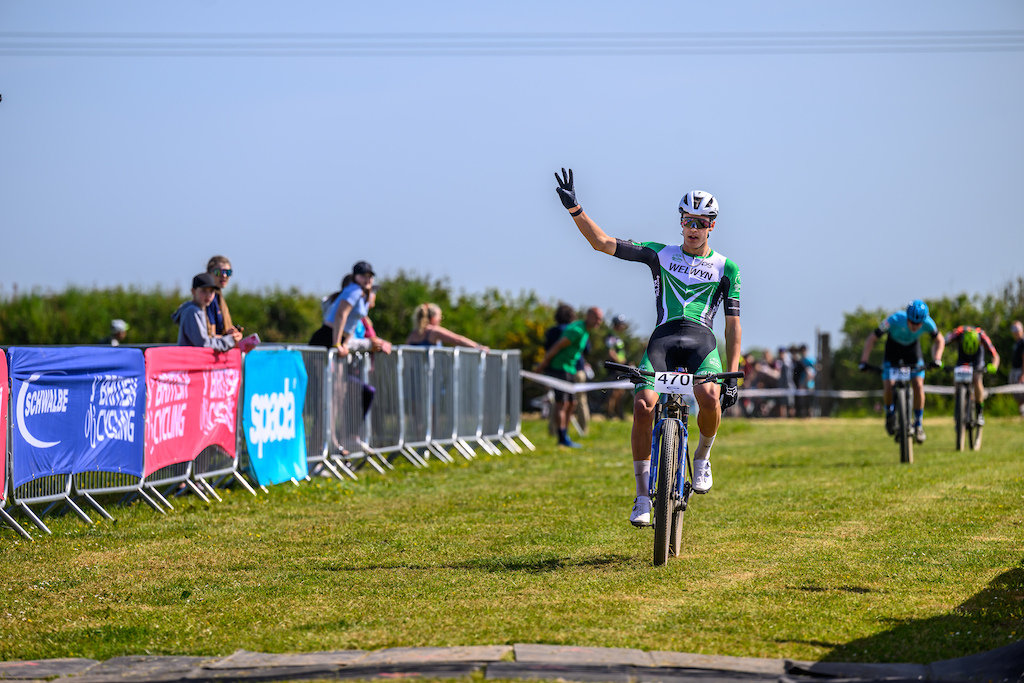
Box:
[605,360,744,566]
[952,364,983,451]
[864,361,921,464]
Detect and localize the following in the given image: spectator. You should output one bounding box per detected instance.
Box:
[101,319,129,346]
[794,344,817,417]
[604,314,629,419]
[172,273,242,350]
[777,347,797,417]
[349,287,393,355]
[406,303,488,351]
[309,261,375,352]
[205,255,236,336]
[543,303,576,436]
[1010,320,1024,417]
[739,352,760,417]
[534,306,604,448]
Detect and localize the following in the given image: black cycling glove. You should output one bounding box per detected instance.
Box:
[720,377,738,411]
[555,167,579,211]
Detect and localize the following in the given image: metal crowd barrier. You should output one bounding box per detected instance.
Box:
[430,348,466,460]
[276,345,355,482]
[503,351,535,452]
[2,344,530,536]
[2,438,32,540]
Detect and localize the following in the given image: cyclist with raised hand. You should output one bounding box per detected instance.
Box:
[554,168,741,527]
[859,300,945,442]
[944,325,1000,426]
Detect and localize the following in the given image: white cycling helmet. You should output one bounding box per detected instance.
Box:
[678,190,719,219]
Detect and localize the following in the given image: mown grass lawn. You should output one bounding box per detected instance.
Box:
[1,416,1023,666]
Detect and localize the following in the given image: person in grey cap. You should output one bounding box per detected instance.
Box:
[171,273,243,351]
[309,261,376,351]
[101,319,129,346]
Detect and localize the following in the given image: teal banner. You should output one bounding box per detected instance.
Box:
[242,349,308,486]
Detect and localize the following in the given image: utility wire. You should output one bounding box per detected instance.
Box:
[1,30,1023,57]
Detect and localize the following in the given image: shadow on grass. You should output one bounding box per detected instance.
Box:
[320,553,635,574]
[810,560,1024,665]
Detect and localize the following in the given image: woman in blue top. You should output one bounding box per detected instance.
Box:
[309,261,375,353]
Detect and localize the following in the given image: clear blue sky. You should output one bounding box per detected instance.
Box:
[2,1,1022,351]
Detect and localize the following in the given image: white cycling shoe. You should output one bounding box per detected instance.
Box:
[692,459,713,493]
[630,496,652,527]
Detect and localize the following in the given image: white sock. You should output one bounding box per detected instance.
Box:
[694,433,716,460]
[634,460,651,497]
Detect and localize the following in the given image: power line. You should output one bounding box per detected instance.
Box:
[1,30,1023,57]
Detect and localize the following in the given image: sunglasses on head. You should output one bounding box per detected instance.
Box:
[212,268,232,277]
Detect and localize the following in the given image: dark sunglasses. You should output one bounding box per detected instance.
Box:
[680,215,711,230]
[212,268,233,277]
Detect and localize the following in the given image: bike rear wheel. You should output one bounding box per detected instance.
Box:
[653,420,679,566]
[955,384,967,452]
[897,386,913,464]
[968,385,983,450]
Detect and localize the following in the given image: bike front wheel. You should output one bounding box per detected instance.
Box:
[897,386,913,464]
[669,451,688,558]
[955,384,967,452]
[653,420,679,566]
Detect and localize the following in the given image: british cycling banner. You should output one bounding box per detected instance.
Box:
[242,349,309,486]
[144,347,241,476]
[8,347,146,490]
[0,351,8,502]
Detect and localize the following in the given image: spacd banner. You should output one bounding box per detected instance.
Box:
[8,347,146,490]
[242,348,309,486]
[144,347,241,477]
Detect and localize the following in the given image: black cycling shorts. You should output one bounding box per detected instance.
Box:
[640,319,722,380]
[883,336,923,368]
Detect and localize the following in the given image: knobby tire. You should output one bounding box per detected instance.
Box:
[968,384,983,450]
[654,420,679,566]
[955,384,967,452]
[669,449,687,558]
[897,386,913,464]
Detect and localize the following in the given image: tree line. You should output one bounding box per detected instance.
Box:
[2,274,1021,414]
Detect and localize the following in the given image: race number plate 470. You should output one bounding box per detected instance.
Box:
[654,372,695,396]
[954,365,974,383]
[887,366,912,383]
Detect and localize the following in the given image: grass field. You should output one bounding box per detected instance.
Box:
[2,416,1023,666]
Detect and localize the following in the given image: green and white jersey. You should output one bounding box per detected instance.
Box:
[613,239,740,330]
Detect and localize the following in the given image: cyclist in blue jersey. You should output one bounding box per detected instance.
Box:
[859,300,944,442]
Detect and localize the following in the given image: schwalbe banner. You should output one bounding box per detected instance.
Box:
[9,347,146,490]
[242,349,308,486]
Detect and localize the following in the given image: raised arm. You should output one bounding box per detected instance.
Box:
[432,326,487,351]
[555,168,616,255]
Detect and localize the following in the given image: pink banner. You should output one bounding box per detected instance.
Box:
[0,352,7,502]
[144,347,241,477]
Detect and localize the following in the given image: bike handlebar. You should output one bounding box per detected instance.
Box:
[604,360,744,385]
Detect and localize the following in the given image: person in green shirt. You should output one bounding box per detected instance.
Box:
[535,307,604,447]
[555,168,742,527]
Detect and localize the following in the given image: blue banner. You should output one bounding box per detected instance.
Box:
[9,347,146,490]
[242,349,308,486]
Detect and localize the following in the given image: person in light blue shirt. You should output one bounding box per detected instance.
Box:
[859,299,945,442]
[308,261,375,353]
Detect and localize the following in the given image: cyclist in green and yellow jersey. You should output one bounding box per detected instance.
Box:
[555,169,742,527]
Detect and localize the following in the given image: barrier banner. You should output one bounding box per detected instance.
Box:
[9,347,146,489]
[1,351,7,502]
[144,347,241,476]
[242,349,308,486]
